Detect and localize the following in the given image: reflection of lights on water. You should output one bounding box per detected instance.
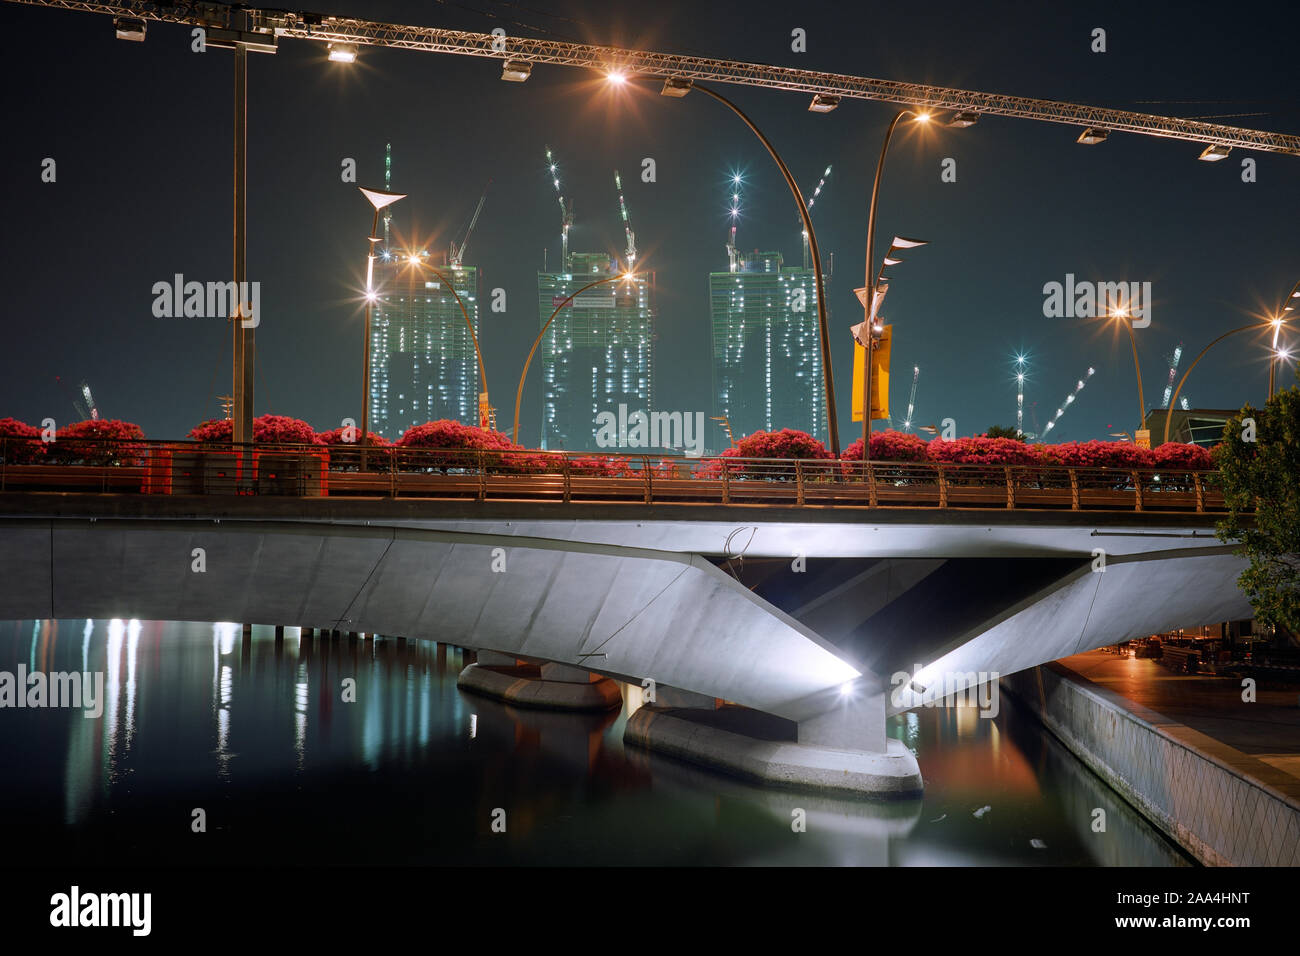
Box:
[125,620,140,746]
[294,668,309,770]
[470,714,477,739]
[217,622,237,657]
[82,619,93,673]
[106,620,124,763]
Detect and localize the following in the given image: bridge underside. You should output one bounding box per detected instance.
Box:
[0,504,1254,763]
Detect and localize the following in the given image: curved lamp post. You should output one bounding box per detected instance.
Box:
[860,108,936,454]
[1105,306,1148,438]
[1164,321,1274,445]
[1268,279,1300,399]
[404,255,492,429]
[644,77,840,454]
[513,271,637,446]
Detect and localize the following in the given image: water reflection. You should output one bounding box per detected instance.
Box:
[0,620,1190,866]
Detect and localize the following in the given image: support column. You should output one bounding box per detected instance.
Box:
[476,649,519,667]
[539,662,598,683]
[797,688,887,754]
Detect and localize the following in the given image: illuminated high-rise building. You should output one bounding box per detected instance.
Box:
[537,253,654,451]
[369,254,481,440]
[709,250,826,444]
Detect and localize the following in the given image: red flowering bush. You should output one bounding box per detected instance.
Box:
[842,430,931,463]
[317,427,390,447]
[699,429,832,480]
[188,415,322,446]
[1152,442,1213,470]
[0,418,46,464]
[1042,440,1154,470]
[925,435,1044,466]
[51,419,147,466]
[397,420,545,474]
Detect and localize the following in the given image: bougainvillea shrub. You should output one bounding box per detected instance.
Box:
[0,418,45,464]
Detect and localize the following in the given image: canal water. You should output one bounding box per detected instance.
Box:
[1,620,1191,866]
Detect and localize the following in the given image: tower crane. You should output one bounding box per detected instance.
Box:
[449,179,490,269]
[545,145,575,268]
[902,366,919,432]
[801,164,831,270]
[1161,343,1184,409]
[726,170,742,273]
[613,169,636,270]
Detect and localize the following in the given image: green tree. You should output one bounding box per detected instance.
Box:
[1215,387,1300,631]
[984,424,1025,441]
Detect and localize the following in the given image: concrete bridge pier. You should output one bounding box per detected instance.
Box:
[457,651,622,712]
[625,680,922,799]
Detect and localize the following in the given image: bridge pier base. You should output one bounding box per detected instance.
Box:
[457,654,621,712]
[625,688,922,799]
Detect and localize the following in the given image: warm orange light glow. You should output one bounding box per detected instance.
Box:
[607,71,628,85]
[915,112,931,123]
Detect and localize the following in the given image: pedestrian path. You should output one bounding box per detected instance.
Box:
[1058,650,1300,785]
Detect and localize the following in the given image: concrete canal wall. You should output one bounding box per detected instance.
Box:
[1001,662,1300,866]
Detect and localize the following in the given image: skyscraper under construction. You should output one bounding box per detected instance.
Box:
[537,253,654,451]
[367,145,485,440]
[709,250,827,445]
[370,257,481,439]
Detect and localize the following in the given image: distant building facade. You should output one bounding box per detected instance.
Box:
[369,256,481,440]
[709,250,826,445]
[537,253,654,451]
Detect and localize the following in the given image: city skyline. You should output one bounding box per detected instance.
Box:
[2,0,1297,449]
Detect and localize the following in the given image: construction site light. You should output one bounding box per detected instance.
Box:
[808,93,840,113]
[328,42,358,63]
[501,60,532,82]
[1077,127,1109,145]
[660,77,693,97]
[947,111,979,128]
[114,17,146,41]
[1197,143,1232,161]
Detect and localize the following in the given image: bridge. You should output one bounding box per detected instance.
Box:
[0,441,1253,795]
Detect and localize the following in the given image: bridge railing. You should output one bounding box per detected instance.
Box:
[0,437,1235,514]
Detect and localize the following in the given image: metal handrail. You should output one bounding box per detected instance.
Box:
[0,436,1240,515]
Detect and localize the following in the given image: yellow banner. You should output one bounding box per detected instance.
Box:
[873,325,891,421]
[851,326,891,422]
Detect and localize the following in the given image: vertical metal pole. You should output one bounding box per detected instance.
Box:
[232,45,253,478]
[361,209,378,472]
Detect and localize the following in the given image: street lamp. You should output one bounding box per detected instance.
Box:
[857,107,949,456]
[1104,304,1149,444]
[514,271,638,446]
[639,76,840,454]
[1162,279,1299,444]
[1268,280,1300,398]
[358,186,406,468]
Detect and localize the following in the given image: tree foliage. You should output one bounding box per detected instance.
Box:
[1215,390,1300,631]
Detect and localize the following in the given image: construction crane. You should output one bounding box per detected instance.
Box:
[613,169,636,270]
[902,366,919,432]
[801,164,831,270]
[17,1,1296,156]
[725,170,742,272]
[449,179,490,269]
[544,145,574,268]
[1161,343,1184,408]
[1042,367,1096,437]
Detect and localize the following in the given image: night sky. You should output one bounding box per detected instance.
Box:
[2,0,1297,448]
